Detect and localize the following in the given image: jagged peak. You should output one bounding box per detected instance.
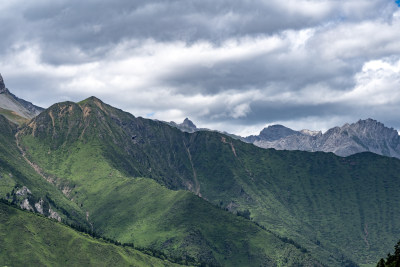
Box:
[0,73,9,94]
[351,118,389,130]
[0,73,4,87]
[182,118,196,129]
[355,118,378,125]
[359,118,377,123]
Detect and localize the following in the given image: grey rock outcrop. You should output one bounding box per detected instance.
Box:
[182,118,196,130]
[0,73,44,121]
[165,118,244,141]
[0,73,8,94]
[167,118,199,133]
[244,119,400,159]
[20,199,34,211]
[246,125,302,143]
[16,186,32,196]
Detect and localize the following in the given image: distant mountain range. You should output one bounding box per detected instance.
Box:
[244,119,400,159]
[167,118,244,140]
[3,71,399,160]
[6,95,400,266]
[0,74,44,124]
[168,115,400,159]
[2,73,400,266]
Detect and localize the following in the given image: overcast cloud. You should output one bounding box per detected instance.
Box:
[1,0,400,135]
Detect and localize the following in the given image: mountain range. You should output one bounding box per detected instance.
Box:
[166,114,400,160]
[244,120,400,159]
[1,74,400,266]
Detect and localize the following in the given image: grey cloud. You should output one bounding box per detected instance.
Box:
[195,100,352,126]
[2,0,397,65]
[160,46,357,96]
[1,0,400,135]
[4,73,81,107]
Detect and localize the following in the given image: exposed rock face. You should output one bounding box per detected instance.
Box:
[182,118,196,130]
[300,129,322,136]
[0,73,8,94]
[245,119,400,158]
[49,208,62,222]
[35,198,44,214]
[12,186,62,221]
[246,125,301,143]
[20,199,34,211]
[167,118,199,133]
[0,73,44,120]
[165,118,245,141]
[16,186,32,196]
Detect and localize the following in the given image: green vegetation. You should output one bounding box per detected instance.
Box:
[376,240,400,267]
[14,97,400,266]
[0,200,181,267]
[187,132,400,266]
[0,115,87,226]
[15,99,319,266]
[0,107,28,125]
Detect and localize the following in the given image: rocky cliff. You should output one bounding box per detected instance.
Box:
[0,73,44,122]
[166,118,199,133]
[245,119,400,158]
[0,74,8,94]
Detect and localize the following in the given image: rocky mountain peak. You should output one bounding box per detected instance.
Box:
[166,117,198,133]
[182,118,196,129]
[259,125,299,141]
[354,118,378,127]
[347,118,399,141]
[247,118,400,159]
[0,73,9,94]
[0,73,4,87]
[0,74,44,122]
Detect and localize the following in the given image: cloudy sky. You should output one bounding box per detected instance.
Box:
[1,0,400,135]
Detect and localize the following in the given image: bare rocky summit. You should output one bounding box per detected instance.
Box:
[0,74,8,94]
[244,119,400,158]
[166,118,199,133]
[0,73,44,122]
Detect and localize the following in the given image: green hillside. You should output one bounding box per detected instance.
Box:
[0,115,87,227]
[16,101,318,266]
[0,201,181,267]
[186,132,400,265]
[16,97,400,266]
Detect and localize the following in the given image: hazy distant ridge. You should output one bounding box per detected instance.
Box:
[244,119,400,158]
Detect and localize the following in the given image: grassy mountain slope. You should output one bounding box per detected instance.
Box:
[0,201,181,267]
[17,101,318,266]
[17,97,400,266]
[185,131,400,265]
[0,107,28,125]
[0,115,87,226]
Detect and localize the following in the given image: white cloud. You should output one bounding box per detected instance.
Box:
[343,57,400,105]
[1,1,400,135]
